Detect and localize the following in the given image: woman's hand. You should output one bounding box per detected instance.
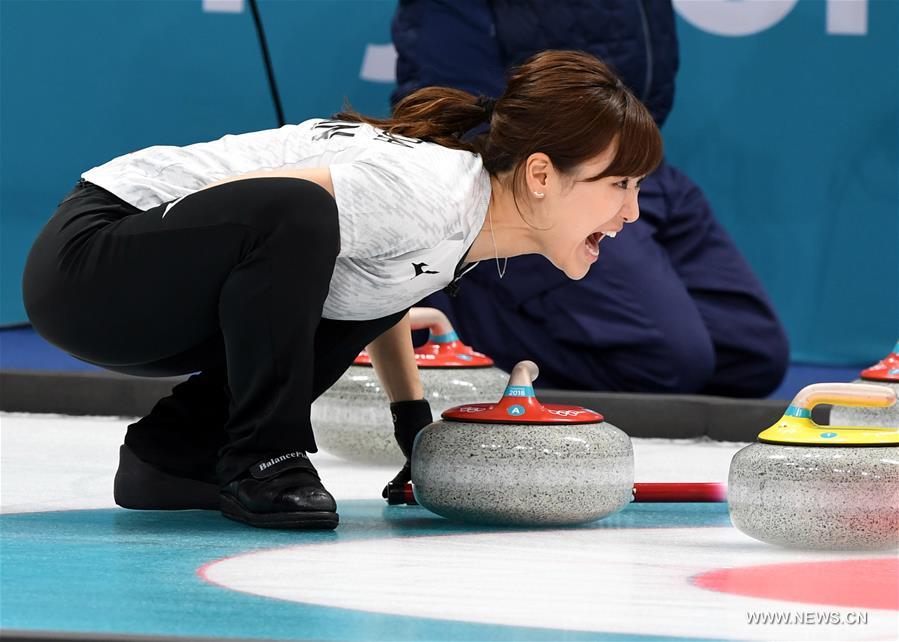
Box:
[366,312,433,497]
[380,399,433,500]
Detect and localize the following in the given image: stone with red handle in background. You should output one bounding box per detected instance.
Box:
[830,340,899,428]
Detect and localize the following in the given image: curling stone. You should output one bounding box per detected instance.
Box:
[728,382,899,550]
[830,340,899,427]
[312,308,507,464]
[412,360,634,526]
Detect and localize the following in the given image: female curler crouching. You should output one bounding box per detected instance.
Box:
[22,50,662,529]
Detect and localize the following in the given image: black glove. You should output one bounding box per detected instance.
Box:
[391,398,433,459]
[382,399,432,500]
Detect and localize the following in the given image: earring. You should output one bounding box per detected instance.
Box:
[533,191,545,198]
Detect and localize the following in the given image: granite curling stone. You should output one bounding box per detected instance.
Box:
[411,360,634,526]
[728,382,899,550]
[830,340,899,428]
[312,308,508,464]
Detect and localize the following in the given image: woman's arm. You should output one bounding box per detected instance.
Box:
[199,167,336,198]
[369,312,431,496]
[366,312,424,402]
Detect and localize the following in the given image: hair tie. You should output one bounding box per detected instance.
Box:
[475,95,497,121]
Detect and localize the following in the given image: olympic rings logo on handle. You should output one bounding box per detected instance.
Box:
[546,409,588,417]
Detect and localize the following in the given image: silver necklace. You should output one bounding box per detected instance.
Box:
[488,206,507,278]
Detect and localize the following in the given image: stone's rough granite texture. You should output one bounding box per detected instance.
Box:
[412,420,634,526]
[728,443,899,550]
[312,365,508,464]
[830,380,899,428]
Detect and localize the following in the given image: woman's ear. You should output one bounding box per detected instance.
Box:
[525,153,551,194]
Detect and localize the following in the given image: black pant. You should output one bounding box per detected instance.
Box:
[23,178,405,483]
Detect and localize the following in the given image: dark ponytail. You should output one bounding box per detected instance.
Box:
[336,87,492,152]
[337,50,662,182]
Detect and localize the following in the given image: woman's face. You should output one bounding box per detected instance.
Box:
[525,146,642,280]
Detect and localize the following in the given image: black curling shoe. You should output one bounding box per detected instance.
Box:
[114,444,220,510]
[220,451,339,530]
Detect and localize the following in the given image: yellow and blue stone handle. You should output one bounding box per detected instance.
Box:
[759,382,898,446]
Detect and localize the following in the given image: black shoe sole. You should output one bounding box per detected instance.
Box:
[219,493,339,530]
[114,444,220,510]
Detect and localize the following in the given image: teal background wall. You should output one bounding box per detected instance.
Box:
[1,0,896,364]
[0,0,395,330]
[664,0,898,364]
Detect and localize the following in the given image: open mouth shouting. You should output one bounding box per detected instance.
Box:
[583,230,617,262]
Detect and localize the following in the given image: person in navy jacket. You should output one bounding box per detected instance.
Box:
[393,0,789,396]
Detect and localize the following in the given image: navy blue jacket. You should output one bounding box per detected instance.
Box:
[392,0,679,126]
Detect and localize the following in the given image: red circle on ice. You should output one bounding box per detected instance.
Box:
[691,558,899,611]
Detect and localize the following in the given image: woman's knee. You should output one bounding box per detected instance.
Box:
[706,324,790,398]
[746,335,790,397]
